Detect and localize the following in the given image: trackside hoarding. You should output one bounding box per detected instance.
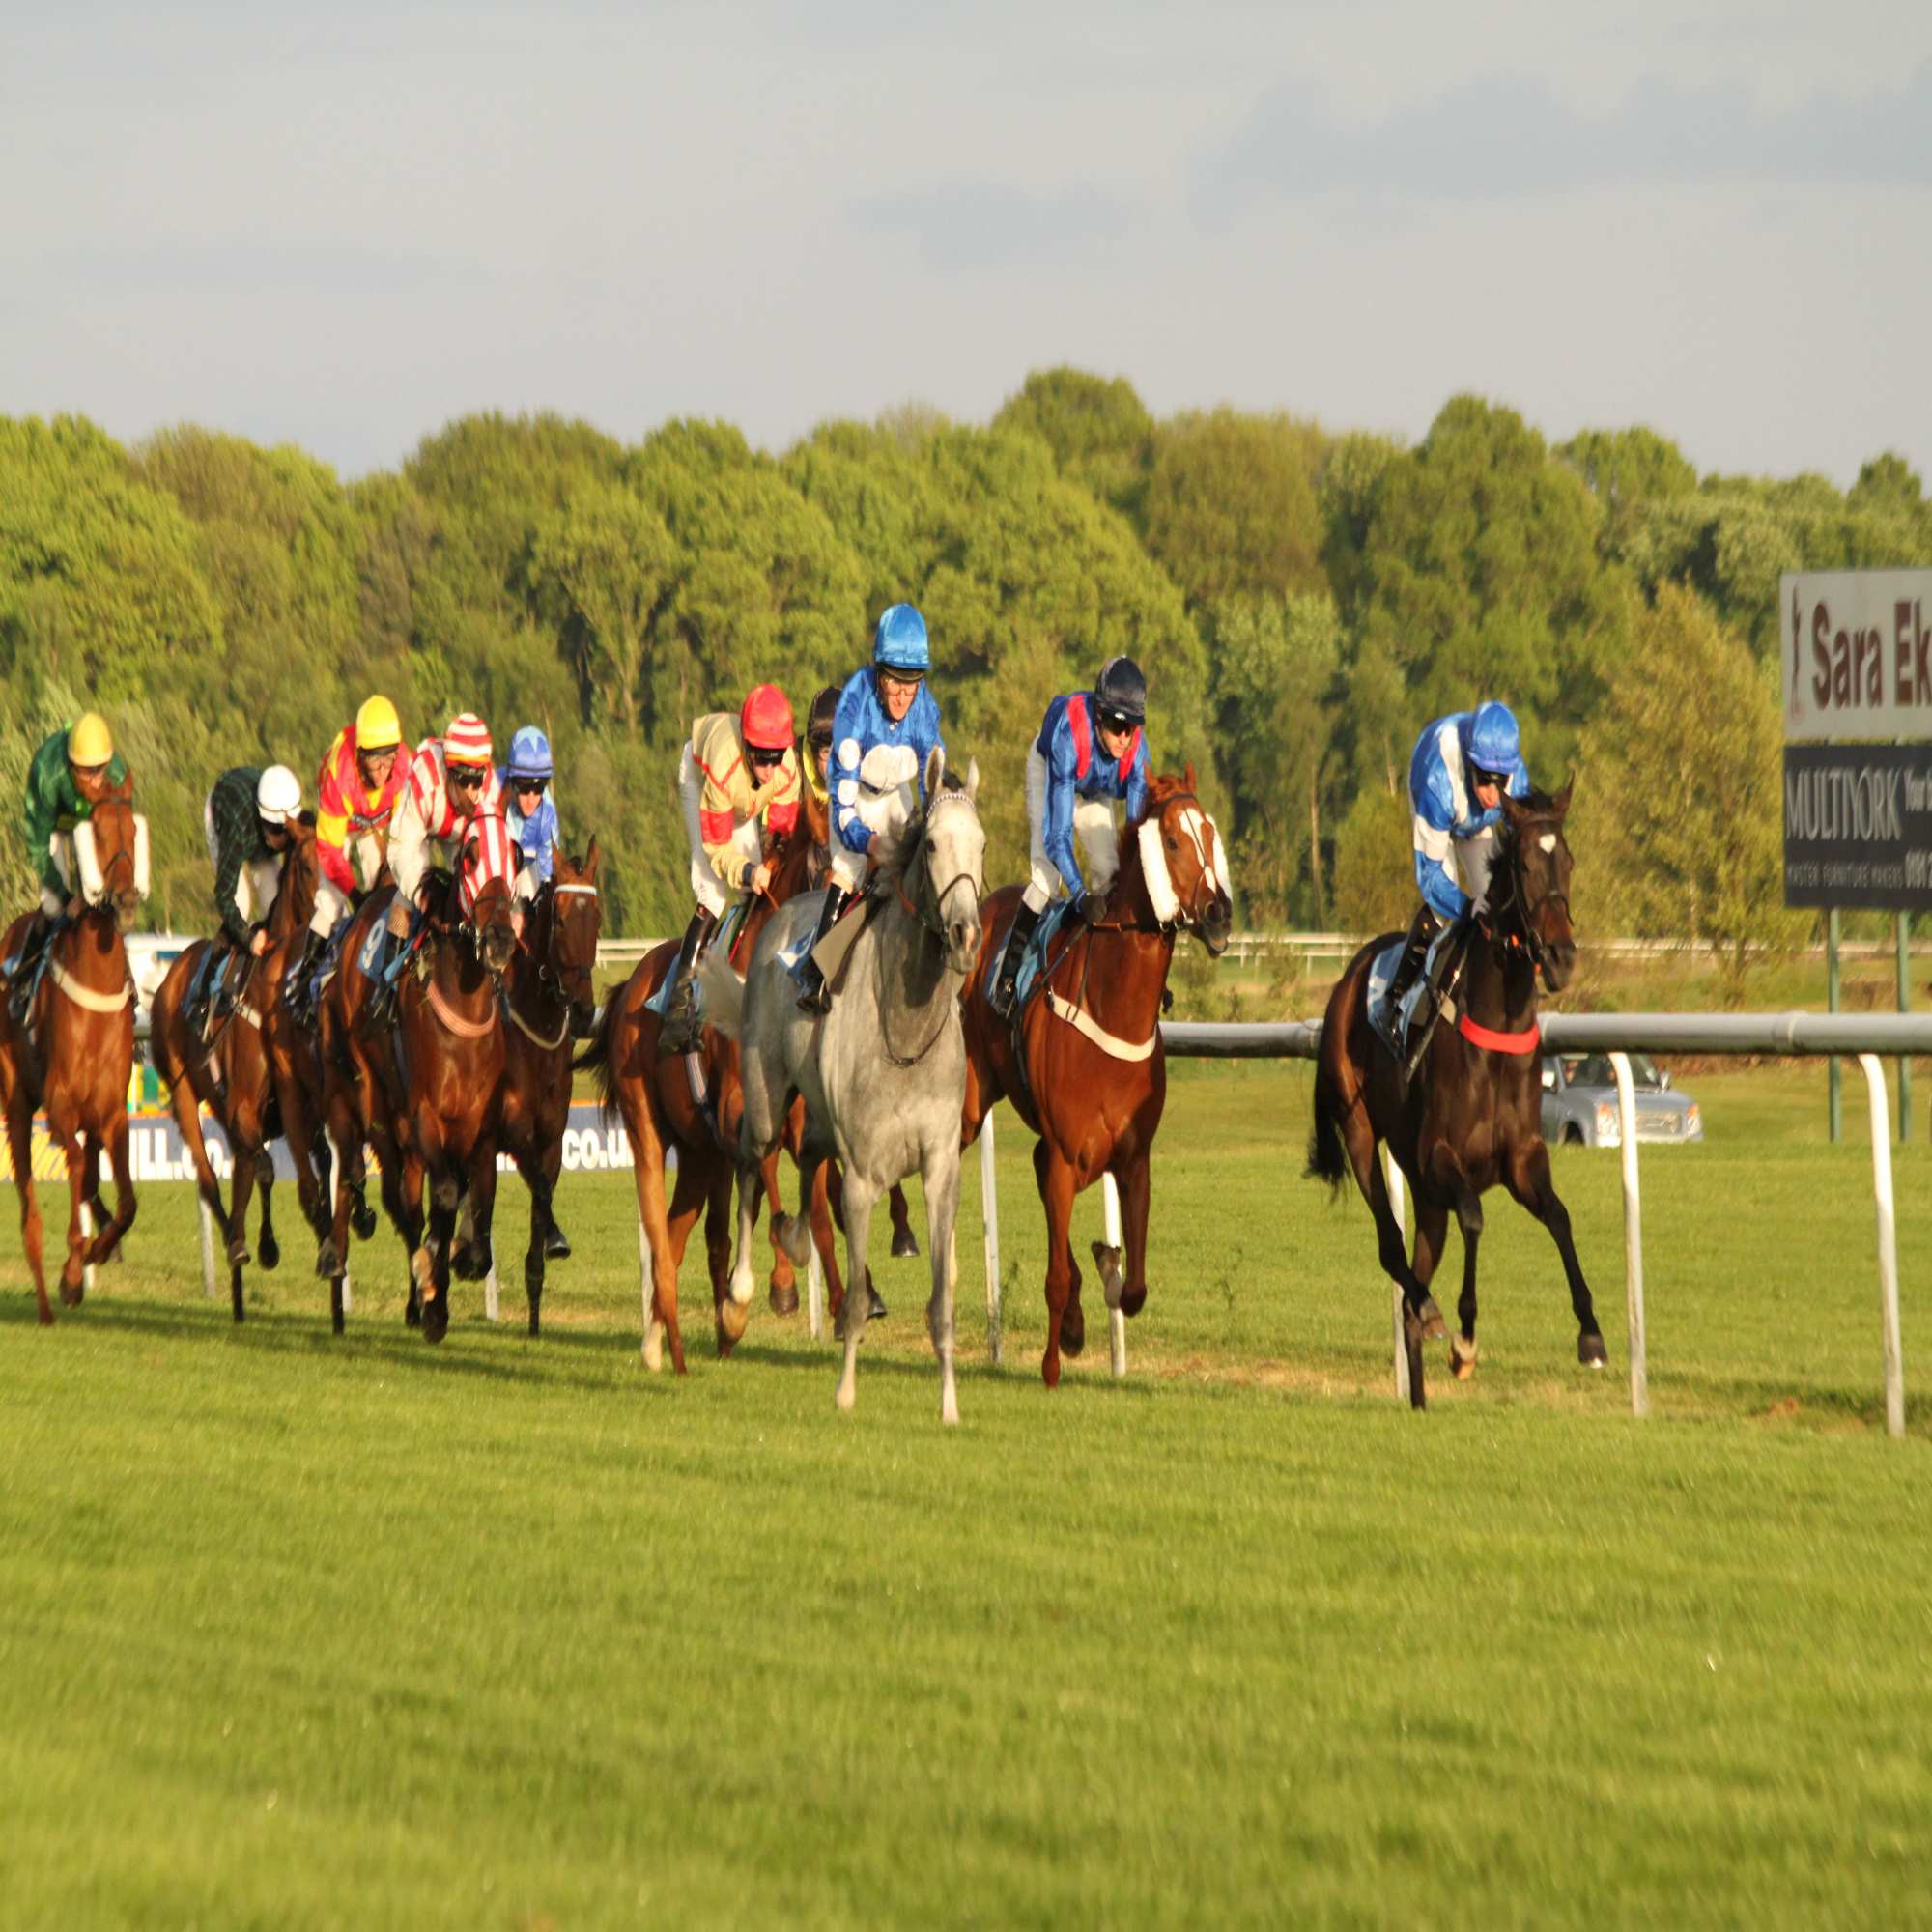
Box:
[1783,743,1932,912]
[1781,569,1932,743]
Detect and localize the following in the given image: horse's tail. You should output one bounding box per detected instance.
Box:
[1305,1068,1350,1195]
[1304,935,1387,1196]
[574,991,621,1130]
[697,948,745,1042]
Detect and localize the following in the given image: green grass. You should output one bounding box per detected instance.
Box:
[4,1064,1930,1928]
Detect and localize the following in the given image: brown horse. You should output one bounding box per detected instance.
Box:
[1306,784,1604,1409]
[0,787,144,1323]
[960,766,1233,1387]
[319,815,518,1341]
[149,817,331,1321]
[494,843,602,1332]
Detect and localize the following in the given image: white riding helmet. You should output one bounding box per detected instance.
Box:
[256,764,302,825]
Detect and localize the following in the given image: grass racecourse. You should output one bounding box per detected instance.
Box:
[4,1061,1930,1928]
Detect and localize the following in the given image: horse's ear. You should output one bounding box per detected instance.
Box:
[583,835,600,876]
[1552,778,1574,817]
[964,756,980,803]
[1183,760,1197,794]
[923,743,945,801]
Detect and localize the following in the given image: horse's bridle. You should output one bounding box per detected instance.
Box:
[896,792,982,945]
[1086,789,1208,937]
[520,876,598,1007]
[1482,811,1569,977]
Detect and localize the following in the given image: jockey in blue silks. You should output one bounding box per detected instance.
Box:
[794,602,945,1012]
[1384,699,1532,1037]
[990,655,1150,1018]
[500,725,559,901]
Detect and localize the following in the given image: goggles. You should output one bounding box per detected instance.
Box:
[1097,709,1139,734]
[747,744,786,769]
[446,762,488,786]
[511,775,549,794]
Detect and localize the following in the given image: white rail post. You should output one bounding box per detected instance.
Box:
[807,1240,825,1342]
[1608,1052,1649,1419]
[980,1115,1002,1366]
[1382,1148,1410,1403]
[198,1195,218,1300]
[1858,1054,1906,1439]
[483,1259,500,1322]
[1103,1173,1127,1380]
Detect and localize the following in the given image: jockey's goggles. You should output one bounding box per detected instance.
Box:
[1097,708,1138,734]
[878,669,923,693]
[747,744,786,769]
[511,776,549,794]
[446,761,487,786]
[1470,766,1508,791]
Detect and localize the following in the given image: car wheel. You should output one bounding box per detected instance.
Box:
[1564,1123,1584,1146]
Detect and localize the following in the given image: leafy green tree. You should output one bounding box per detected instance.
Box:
[1557,425,1697,555]
[1571,585,1806,1003]
[1848,452,1924,519]
[1329,782,1413,938]
[993,367,1155,520]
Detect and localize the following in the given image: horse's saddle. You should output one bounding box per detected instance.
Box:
[642,899,753,1027]
[786,885,883,1000]
[355,902,430,983]
[979,897,1078,1024]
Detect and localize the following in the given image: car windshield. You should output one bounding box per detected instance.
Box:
[1566,1053,1664,1090]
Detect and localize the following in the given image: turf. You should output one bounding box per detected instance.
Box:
[4,1063,1929,1928]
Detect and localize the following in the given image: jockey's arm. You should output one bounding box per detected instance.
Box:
[1123,737,1150,822]
[212,840,255,950]
[1413,767,1472,923]
[830,673,874,858]
[313,764,361,898]
[23,758,62,901]
[1040,720,1087,898]
[386,789,434,907]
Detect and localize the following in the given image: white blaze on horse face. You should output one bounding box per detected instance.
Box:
[1172,806,1226,909]
[1538,833,1557,854]
[1138,818,1180,925]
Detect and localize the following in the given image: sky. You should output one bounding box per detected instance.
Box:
[4,0,1929,486]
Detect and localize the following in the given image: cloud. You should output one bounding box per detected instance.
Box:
[1194,61,1932,214]
[848,184,1134,271]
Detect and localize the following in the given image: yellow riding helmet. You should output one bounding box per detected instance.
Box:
[355,694,403,752]
[68,712,115,767]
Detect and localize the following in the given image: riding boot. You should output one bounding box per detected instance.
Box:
[6,909,49,1025]
[794,884,855,1015]
[657,906,718,1056]
[1384,902,1440,1017]
[283,926,327,1023]
[990,900,1042,1018]
[1402,911,1470,1077]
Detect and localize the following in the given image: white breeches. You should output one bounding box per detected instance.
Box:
[679,748,761,920]
[1022,744,1122,915]
[204,798,282,927]
[310,830,385,936]
[1413,814,1500,916]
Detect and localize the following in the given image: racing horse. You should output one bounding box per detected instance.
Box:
[0,784,144,1323]
[1306,783,1604,1408]
[318,812,518,1340]
[493,842,602,1333]
[149,815,331,1321]
[959,767,1234,1388]
[578,782,859,1370]
[708,749,985,1422]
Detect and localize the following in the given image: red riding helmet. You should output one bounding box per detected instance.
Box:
[740,683,794,753]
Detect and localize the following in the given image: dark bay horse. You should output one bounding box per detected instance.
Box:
[493,843,602,1333]
[0,787,144,1322]
[960,766,1233,1387]
[1307,784,1605,1408]
[319,816,518,1340]
[149,818,331,1321]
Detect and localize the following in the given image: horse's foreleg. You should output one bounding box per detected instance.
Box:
[625,1089,683,1374]
[813,1155,845,1324]
[1032,1138,1081,1388]
[761,1147,800,1314]
[665,1152,713,1372]
[1452,1223,1481,1380]
[1505,1140,1607,1368]
[834,1171,879,1412]
[5,1088,51,1325]
[464,1138,500,1305]
[169,1061,233,1260]
[89,1114,137,1268]
[887,1182,918,1261]
[273,1061,325,1249]
[704,1163,738,1354]
[46,1107,89,1305]
[255,1152,280,1273]
[922,1151,961,1425]
[1111,1151,1151,1319]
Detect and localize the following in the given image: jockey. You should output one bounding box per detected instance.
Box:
[369,713,501,1020]
[661,684,800,1054]
[7,712,131,1024]
[794,603,944,1012]
[500,726,560,900]
[990,656,1150,1018]
[1384,699,1532,1029]
[288,695,408,1016]
[803,684,839,814]
[185,764,303,1037]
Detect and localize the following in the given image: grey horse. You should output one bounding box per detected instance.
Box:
[701,747,984,1423]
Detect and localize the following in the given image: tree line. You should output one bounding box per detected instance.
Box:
[2,374,1925,993]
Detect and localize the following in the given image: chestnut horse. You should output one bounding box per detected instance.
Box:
[0,786,144,1323]
[318,815,518,1340]
[494,842,602,1332]
[1306,784,1605,1409]
[960,767,1233,1387]
[149,817,331,1321]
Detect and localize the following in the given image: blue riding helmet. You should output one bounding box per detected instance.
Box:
[1466,700,1520,777]
[506,725,554,781]
[872,603,930,676]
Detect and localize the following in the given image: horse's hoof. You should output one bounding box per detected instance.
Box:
[1416,1296,1447,1341]
[1449,1336,1478,1380]
[772,1213,812,1268]
[1578,1332,1608,1369]
[1091,1240,1124,1310]
[642,1322,665,1373]
[421,1298,448,1344]
[451,1243,484,1283]
[315,1239,340,1280]
[258,1233,280,1272]
[404,1297,421,1329]
[225,1239,250,1269]
[351,1202,378,1241]
[769,1278,799,1317]
[59,1279,84,1308]
[543,1226,571,1261]
[890,1226,920,1260]
[1119,1284,1148,1319]
[1040,1351,1062,1390]
[1060,1303,1086,1358]
[867,1281,888,1321]
[719,1296,750,1345]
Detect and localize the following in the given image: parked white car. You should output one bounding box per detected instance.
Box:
[1540,1052,1703,1148]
